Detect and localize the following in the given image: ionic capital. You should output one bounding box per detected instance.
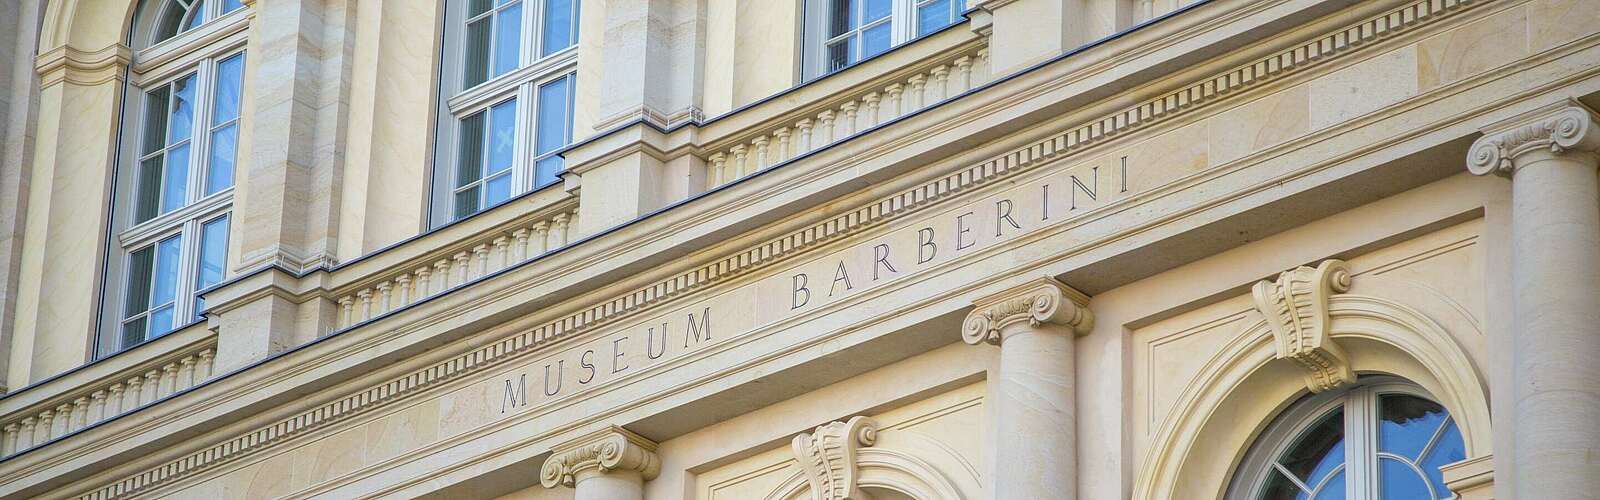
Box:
[1251,259,1355,393]
[539,426,661,489]
[962,277,1093,345]
[1468,100,1600,177]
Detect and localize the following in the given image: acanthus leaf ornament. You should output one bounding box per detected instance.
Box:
[539,426,661,489]
[791,416,880,500]
[962,277,1093,345]
[1251,259,1356,393]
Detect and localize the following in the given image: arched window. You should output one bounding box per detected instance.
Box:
[1227,378,1467,500]
[100,0,250,356]
[431,0,580,226]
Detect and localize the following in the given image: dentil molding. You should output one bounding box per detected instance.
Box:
[1250,259,1355,393]
[1467,100,1600,177]
[962,277,1093,345]
[791,416,880,500]
[539,426,661,489]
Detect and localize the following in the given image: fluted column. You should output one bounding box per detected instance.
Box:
[1467,100,1600,498]
[540,426,661,500]
[962,277,1092,500]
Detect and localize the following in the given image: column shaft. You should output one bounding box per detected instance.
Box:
[575,469,644,500]
[1509,149,1600,497]
[994,325,1078,500]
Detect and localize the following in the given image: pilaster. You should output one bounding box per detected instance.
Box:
[970,0,1097,75]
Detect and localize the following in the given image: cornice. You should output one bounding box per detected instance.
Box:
[34,44,131,87]
[962,277,1093,345]
[1467,99,1600,176]
[62,0,1498,496]
[538,426,660,488]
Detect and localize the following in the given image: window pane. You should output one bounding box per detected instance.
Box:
[142,86,172,155]
[195,216,229,316]
[535,78,570,155]
[169,73,198,143]
[124,246,156,317]
[1311,469,1346,500]
[182,0,207,31]
[212,54,244,125]
[469,0,493,17]
[455,186,482,218]
[488,100,517,175]
[1418,420,1465,498]
[135,156,165,223]
[154,1,190,43]
[151,235,183,306]
[828,0,855,37]
[1378,457,1431,500]
[917,0,952,36]
[122,317,148,348]
[206,124,237,195]
[149,305,176,338]
[222,0,244,13]
[863,0,891,22]
[457,111,487,188]
[535,157,563,187]
[541,0,576,56]
[493,3,522,77]
[827,37,856,73]
[1378,394,1447,460]
[464,18,492,87]
[862,22,891,59]
[1257,468,1305,500]
[1278,408,1344,487]
[161,144,191,214]
[484,174,513,205]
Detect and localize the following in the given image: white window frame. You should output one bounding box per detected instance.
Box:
[100,0,250,357]
[1227,378,1464,500]
[801,0,967,79]
[431,0,580,227]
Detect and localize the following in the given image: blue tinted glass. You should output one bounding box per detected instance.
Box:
[183,1,206,31]
[863,0,891,22]
[222,0,244,13]
[493,3,522,77]
[206,123,237,194]
[162,144,191,213]
[152,236,182,305]
[488,100,517,174]
[1280,409,1345,486]
[861,23,891,58]
[536,77,570,155]
[213,54,244,125]
[541,0,576,56]
[1419,420,1466,498]
[198,216,229,289]
[1379,457,1432,500]
[535,156,562,187]
[917,0,952,36]
[484,174,513,205]
[1312,469,1345,500]
[169,74,197,143]
[149,305,176,337]
[1379,395,1447,459]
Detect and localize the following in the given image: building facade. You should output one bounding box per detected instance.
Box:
[0,0,1595,497]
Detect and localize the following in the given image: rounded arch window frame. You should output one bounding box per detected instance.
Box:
[1226,376,1461,500]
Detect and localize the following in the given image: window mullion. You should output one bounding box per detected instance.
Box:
[189,57,214,205]
[1345,387,1377,499]
[515,83,535,194]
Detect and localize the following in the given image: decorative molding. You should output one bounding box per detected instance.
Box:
[791,416,880,500]
[71,0,1495,496]
[34,44,132,87]
[1467,100,1600,176]
[1250,260,1355,393]
[962,277,1092,345]
[539,426,661,488]
[1440,454,1494,495]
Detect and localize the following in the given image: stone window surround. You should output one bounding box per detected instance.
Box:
[799,0,973,79]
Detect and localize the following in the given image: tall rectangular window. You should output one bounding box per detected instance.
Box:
[805,0,966,78]
[435,0,581,225]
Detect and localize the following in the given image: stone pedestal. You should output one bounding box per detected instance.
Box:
[962,277,1092,500]
[1467,100,1600,498]
[540,426,661,500]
